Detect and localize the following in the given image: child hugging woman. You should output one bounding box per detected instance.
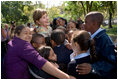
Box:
[29,46,59,79]
[67,30,97,79]
[4,25,75,79]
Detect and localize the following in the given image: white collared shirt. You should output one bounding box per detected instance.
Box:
[90,27,113,42]
[91,28,103,39]
[70,51,90,61]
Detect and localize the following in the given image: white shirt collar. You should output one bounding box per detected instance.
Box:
[70,51,90,61]
[91,28,103,39]
[57,45,61,47]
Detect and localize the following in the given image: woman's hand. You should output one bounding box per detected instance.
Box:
[69,75,76,79]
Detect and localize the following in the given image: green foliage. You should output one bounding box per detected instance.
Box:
[1,13,6,23]
[101,24,117,36]
[1,1,34,25]
[1,1,117,27]
[1,1,46,25]
[63,1,117,21]
[101,24,117,41]
[64,1,82,20]
[48,6,61,22]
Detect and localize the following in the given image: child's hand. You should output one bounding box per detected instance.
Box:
[66,43,72,50]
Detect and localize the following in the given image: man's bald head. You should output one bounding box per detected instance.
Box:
[85,11,104,27]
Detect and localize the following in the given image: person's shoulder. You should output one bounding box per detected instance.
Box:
[95,29,107,39]
[47,25,51,28]
[38,27,45,32]
[12,37,33,50]
[55,44,66,50]
[47,26,52,32]
[68,60,77,69]
[95,29,113,44]
[53,44,72,52]
[8,37,25,47]
[76,56,91,63]
[63,44,73,52]
[23,41,34,50]
[69,60,77,65]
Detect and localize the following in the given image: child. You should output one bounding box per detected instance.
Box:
[56,17,67,28]
[67,30,97,79]
[38,46,59,68]
[66,28,77,43]
[66,21,77,33]
[31,34,46,51]
[51,29,73,73]
[33,8,52,37]
[56,26,72,50]
[29,46,59,79]
[76,18,84,30]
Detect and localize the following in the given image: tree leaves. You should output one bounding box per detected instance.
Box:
[1,1,33,24]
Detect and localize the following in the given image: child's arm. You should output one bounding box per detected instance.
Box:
[42,61,75,79]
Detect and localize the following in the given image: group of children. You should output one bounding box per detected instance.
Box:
[3,8,97,79]
[27,8,97,79]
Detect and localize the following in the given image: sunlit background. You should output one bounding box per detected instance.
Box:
[32,0,63,8]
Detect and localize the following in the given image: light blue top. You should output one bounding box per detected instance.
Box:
[70,51,90,61]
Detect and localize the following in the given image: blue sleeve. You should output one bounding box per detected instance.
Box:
[91,44,116,78]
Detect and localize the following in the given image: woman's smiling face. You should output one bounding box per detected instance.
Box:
[38,13,49,27]
[17,27,32,42]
